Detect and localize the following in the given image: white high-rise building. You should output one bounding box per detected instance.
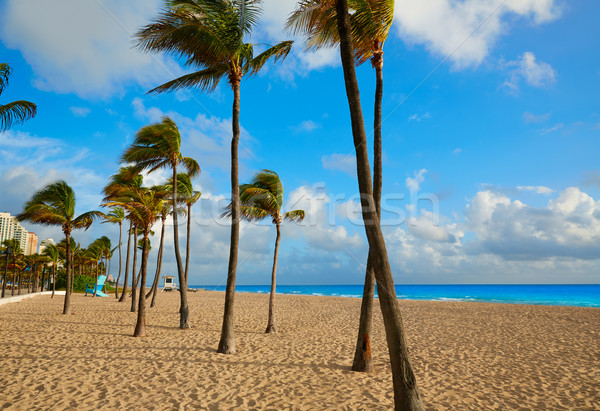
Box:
[0,212,36,254]
[39,238,56,255]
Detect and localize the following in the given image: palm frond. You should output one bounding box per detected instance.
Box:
[0,100,38,132]
[0,63,10,95]
[180,156,201,177]
[247,41,293,77]
[149,65,229,94]
[72,211,105,231]
[283,209,306,223]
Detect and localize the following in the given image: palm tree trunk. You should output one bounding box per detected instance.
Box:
[40,266,46,292]
[185,203,191,284]
[93,262,99,297]
[1,254,7,298]
[115,222,123,298]
[119,221,132,302]
[335,1,424,409]
[265,222,281,333]
[64,231,72,314]
[16,269,20,295]
[52,264,56,298]
[70,252,75,295]
[134,231,150,337]
[147,218,165,301]
[131,227,138,312]
[353,50,384,373]
[11,258,16,296]
[172,167,190,328]
[218,77,241,354]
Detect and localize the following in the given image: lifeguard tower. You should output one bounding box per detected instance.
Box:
[162,275,177,291]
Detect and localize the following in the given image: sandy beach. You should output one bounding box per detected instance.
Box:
[0,291,598,410]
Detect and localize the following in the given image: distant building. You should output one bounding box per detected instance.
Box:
[25,232,38,255]
[0,212,37,254]
[38,238,56,255]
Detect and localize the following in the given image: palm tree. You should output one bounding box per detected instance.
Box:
[1,239,19,297]
[145,185,173,307]
[0,63,37,132]
[135,0,293,354]
[334,1,424,409]
[105,186,165,337]
[288,0,393,373]
[167,173,201,284]
[103,207,125,298]
[42,244,60,298]
[223,170,304,333]
[121,117,200,328]
[103,167,144,302]
[17,181,103,314]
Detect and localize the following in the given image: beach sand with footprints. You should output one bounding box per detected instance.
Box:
[0,291,598,409]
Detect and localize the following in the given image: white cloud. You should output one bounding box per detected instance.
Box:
[322,154,357,176]
[284,185,363,252]
[295,120,320,132]
[69,106,91,117]
[131,98,256,174]
[453,148,463,155]
[503,52,557,92]
[408,112,431,122]
[406,168,428,192]
[464,188,600,260]
[394,0,559,68]
[523,111,551,123]
[258,0,340,71]
[517,185,555,195]
[538,122,564,135]
[0,0,184,99]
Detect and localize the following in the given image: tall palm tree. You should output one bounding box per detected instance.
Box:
[135,0,293,354]
[288,0,393,373]
[0,63,37,132]
[42,244,60,298]
[103,167,144,302]
[335,1,424,408]
[121,116,200,328]
[167,173,201,284]
[105,186,165,337]
[223,170,304,333]
[103,207,125,298]
[17,181,103,314]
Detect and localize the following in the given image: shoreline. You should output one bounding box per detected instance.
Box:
[0,291,598,409]
[187,283,600,308]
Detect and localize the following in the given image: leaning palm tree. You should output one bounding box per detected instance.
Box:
[223,170,304,333]
[333,1,424,409]
[17,181,103,314]
[135,0,293,354]
[42,244,60,298]
[121,117,200,328]
[167,173,201,284]
[0,63,37,132]
[103,167,144,302]
[102,207,125,298]
[105,186,165,337]
[288,0,394,373]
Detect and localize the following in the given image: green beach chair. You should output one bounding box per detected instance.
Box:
[85,275,109,297]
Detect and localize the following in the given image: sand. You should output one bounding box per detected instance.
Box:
[0,290,598,410]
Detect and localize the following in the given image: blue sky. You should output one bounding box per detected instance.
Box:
[1,0,599,285]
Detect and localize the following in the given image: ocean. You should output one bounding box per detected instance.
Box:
[190,284,600,308]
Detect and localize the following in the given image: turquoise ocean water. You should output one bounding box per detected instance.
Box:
[190,284,600,308]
